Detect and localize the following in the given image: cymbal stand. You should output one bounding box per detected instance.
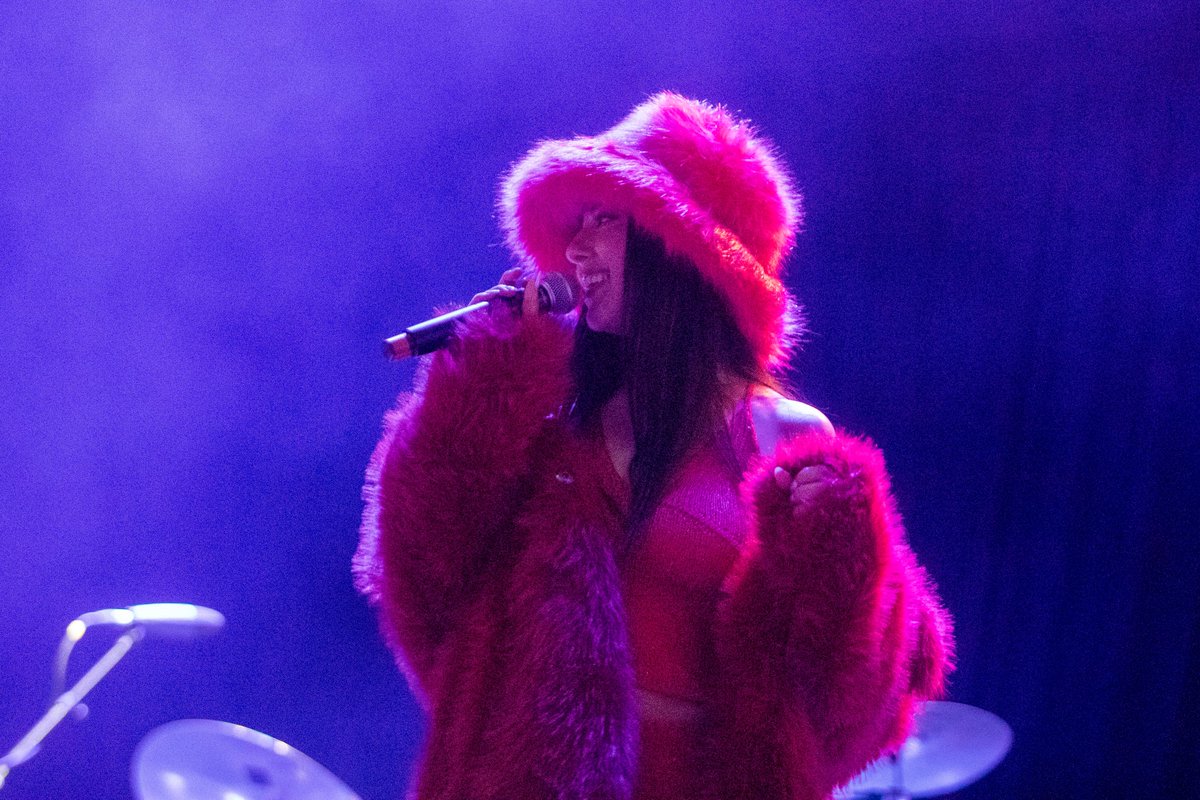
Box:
[0,626,145,791]
[886,751,911,800]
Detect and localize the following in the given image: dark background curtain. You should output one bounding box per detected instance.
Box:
[1,2,1196,798]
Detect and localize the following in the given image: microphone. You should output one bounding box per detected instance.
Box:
[75,603,225,639]
[383,272,576,360]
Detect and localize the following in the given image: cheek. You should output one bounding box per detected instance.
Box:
[600,235,627,283]
[598,223,627,267]
[610,263,626,302]
[600,241,623,269]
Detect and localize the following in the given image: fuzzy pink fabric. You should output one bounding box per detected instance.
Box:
[709,434,955,798]
[499,92,805,370]
[355,312,954,800]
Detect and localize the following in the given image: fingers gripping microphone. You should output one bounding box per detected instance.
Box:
[383,272,576,360]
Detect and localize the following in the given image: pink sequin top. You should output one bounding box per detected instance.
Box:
[595,398,761,797]
[589,396,762,794]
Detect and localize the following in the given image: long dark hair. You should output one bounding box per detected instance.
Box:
[570,220,779,553]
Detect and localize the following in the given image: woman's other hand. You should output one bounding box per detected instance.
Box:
[767,460,875,586]
[773,464,855,518]
[469,267,539,317]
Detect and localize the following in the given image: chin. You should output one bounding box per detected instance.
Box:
[586,318,618,334]
[583,308,612,334]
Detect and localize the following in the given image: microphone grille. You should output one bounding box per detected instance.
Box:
[540,271,576,314]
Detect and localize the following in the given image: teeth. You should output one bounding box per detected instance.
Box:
[582,273,607,287]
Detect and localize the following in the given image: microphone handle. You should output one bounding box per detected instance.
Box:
[385,300,491,360]
[383,273,574,361]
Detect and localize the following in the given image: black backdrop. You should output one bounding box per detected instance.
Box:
[1,2,1196,798]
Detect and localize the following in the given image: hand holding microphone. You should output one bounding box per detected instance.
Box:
[384,269,576,360]
[469,267,541,317]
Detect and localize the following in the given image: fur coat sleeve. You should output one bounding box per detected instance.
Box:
[711,430,954,799]
[353,310,575,704]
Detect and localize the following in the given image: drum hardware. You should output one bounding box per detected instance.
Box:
[0,604,224,791]
[132,719,362,800]
[836,701,1013,799]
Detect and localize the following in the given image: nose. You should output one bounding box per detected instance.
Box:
[565,227,591,268]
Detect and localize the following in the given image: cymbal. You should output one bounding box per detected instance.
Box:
[836,701,1012,798]
[132,719,361,800]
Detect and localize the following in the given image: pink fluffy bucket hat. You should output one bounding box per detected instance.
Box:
[499,91,804,369]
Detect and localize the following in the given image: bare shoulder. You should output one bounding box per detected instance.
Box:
[748,387,835,456]
[762,390,835,435]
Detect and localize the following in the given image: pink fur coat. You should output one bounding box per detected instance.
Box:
[354,311,953,800]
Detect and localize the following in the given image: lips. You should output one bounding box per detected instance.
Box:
[579,271,608,298]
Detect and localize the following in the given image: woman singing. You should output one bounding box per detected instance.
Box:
[355,92,953,800]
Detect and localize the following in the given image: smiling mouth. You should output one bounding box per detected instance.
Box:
[580,272,608,295]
